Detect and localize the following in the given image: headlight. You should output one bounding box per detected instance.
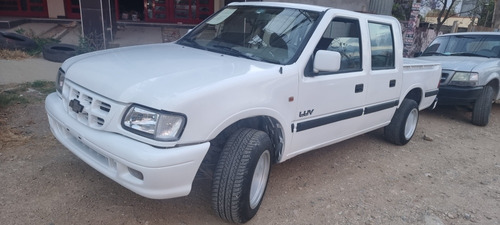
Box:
[449,72,478,86]
[56,69,65,94]
[122,105,186,141]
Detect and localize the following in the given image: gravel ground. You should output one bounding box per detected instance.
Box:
[0,91,499,225]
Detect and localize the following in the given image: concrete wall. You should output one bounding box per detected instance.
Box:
[424,16,475,28]
[45,0,371,20]
[266,0,369,12]
[47,0,66,18]
[368,0,392,15]
[215,0,223,11]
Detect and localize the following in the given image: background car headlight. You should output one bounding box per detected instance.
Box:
[122,105,186,141]
[56,69,65,94]
[449,72,478,86]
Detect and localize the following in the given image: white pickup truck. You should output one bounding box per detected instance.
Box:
[45,2,440,223]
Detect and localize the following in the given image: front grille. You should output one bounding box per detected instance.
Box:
[64,82,115,129]
[99,102,111,112]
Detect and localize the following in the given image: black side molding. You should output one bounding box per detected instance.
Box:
[296,108,363,132]
[294,100,401,133]
[364,100,399,115]
[425,90,439,97]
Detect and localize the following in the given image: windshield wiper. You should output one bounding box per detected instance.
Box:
[211,45,257,60]
[178,38,207,50]
[421,51,447,56]
[450,52,489,58]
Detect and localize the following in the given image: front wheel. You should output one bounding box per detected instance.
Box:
[472,85,494,126]
[384,99,419,145]
[212,128,273,223]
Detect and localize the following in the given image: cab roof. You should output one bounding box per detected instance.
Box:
[228,2,330,12]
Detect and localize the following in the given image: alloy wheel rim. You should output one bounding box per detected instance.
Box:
[404,108,418,139]
[249,150,271,209]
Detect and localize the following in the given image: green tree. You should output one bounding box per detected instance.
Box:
[432,0,461,34]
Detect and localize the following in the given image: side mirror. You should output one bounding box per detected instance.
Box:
[313,50,341,73]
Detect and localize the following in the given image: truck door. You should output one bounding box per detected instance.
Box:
[363,22,401,128]
[289,17,368,157]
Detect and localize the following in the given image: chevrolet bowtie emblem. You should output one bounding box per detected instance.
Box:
[69,99,84,113]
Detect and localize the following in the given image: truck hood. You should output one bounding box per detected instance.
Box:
[62,43,276,108]
[418,56,499,72]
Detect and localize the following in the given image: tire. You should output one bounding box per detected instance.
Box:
[472,85,494,126]
[0,31,37,51]
[384,99,419,145]
[42,43,79,62]
[212,128,273,223]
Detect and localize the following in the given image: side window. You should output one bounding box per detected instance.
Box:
[314,18,362,73]
[368,22,394,70]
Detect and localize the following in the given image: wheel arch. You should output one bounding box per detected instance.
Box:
[195,115,284,180]
[486,78,499,100]
[403,87,423,106]
[209,116,285,164]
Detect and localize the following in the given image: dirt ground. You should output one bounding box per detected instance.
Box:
[1,90,499,225]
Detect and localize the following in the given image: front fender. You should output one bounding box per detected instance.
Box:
[483,73,500,100]
[206,107,291,146]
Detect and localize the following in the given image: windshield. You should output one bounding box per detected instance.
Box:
[422,34,500,58]
[177,6,321,64]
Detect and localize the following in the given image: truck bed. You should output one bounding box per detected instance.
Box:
[403,58,441,69]
[402,58,441,110]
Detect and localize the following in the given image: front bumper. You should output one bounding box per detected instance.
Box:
[437,85,483,105]
[45,93,210,199]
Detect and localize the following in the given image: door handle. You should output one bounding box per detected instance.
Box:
[389,79,396,87]
[355,84,364,93]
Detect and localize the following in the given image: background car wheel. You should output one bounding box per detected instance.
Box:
[0,32,37,51]
[212,128,272,223]
[42,43,79,62]
[384,99,419,145]
[472,85,494,126]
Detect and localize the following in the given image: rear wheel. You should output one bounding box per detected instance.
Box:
[384,99,419,145]
[472,85,494,126]
[212,128,272,223]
